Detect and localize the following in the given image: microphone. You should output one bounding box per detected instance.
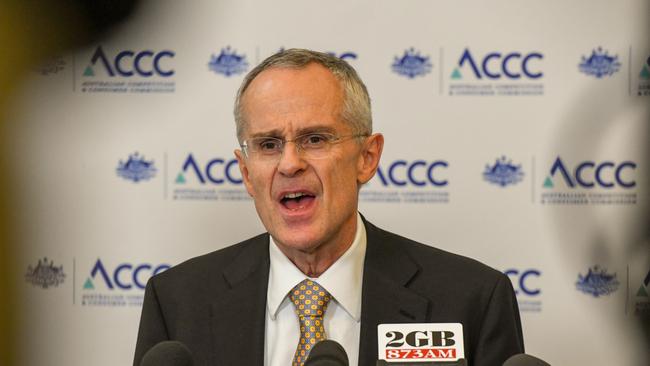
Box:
[503,353,551,366]
[304,339,349,366]
[140,341,194,366]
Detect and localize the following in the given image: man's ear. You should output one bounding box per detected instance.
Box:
[234,149,255,197]
[357,133,384,185]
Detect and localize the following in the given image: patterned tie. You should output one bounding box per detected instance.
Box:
[289,279,332,366]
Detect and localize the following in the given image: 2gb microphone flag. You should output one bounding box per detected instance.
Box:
[378,323,464,363]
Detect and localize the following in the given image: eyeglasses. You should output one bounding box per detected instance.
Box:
[240,132,368,161]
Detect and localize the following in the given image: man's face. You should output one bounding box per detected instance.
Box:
[235,63,382,258]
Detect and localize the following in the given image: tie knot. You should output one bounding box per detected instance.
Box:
[289,279,332,318]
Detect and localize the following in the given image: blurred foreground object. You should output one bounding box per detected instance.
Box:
[0,1,139,364]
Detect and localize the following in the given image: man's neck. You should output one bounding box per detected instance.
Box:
[275,215,359,278]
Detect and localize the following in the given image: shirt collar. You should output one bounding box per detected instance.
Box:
[267,212,366,322]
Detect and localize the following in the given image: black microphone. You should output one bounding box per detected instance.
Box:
[140,341,194,366]
[304,339,349,366]
[503,353,551,366]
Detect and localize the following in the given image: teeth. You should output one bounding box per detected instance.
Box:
[284,192,306,199]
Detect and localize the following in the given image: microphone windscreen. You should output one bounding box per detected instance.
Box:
[304,339,349,366]
[503,353,551,366]
[140,341,194,366]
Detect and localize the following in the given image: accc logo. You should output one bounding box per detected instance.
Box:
[85,259,170,290]
[176,154,242,185]
[84,46,175,77]
[376,160,448,187]
[504,269,541,296]
[544,157,636,189]
[454,48,543,80]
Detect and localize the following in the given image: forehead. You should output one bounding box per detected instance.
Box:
[241,63,345,135]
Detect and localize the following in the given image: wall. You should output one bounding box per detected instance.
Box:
[8,0,649,364]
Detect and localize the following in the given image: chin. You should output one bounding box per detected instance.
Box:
[272,229,323,253]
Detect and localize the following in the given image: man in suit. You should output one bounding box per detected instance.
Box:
[134,49,524,366]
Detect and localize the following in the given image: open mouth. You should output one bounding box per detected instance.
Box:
[280,192,316,210]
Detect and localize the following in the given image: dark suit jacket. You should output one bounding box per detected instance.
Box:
[133,219,524,366]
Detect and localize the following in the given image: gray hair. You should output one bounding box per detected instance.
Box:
[233,48,372,142]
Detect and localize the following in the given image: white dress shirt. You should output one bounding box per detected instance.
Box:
[264,213,366,366]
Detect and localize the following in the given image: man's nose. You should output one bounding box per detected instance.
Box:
[277,142,307,176]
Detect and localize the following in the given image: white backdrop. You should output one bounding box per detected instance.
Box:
[7,0,649,365]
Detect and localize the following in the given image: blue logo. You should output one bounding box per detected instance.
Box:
[451,48,543,80]
[80,258,170,307]
[175,154,242,185]
[579,47,621,78]
[172,154,250,201]
[83,46,175,78]
[361,159,450,204]
[483,156,523,187]
[208,46,249,77]
[391,48,432,78]
[117,152,157,183]
[376,160,448,187]
[576,265,620,297]
[543,157,636,189]
[505,269,541,296]
[504,268,542,312]
[83,259,170,291]
[25,257,65,289]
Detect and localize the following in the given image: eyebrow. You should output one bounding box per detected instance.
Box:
[248,125,337,139]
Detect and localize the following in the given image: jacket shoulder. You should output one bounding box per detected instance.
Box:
[151,233,268,288]
[366,221,505,284]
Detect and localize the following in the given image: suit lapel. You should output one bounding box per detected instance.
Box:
[210,234,270,366]
[205,221,431,366]
[358,220,431,366]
